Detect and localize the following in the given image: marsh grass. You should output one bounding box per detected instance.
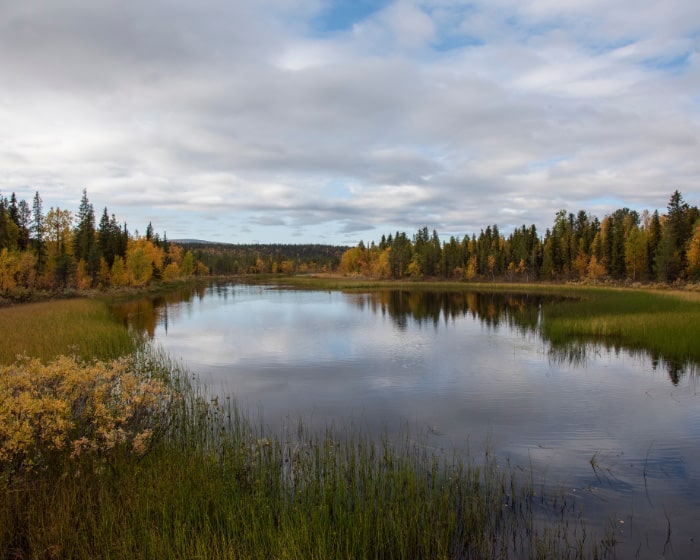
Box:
[1,350,614,559]
[540,288,700,368]
[0,298,138,363]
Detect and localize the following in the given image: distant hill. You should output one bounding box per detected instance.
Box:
[174,241,349,275]
[170,239,218,245]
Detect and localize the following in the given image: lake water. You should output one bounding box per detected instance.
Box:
[112,282,700,558]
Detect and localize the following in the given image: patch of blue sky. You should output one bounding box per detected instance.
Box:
[432,33,483,52]
[325,178,355,199]
[311,0,393,33]
[642,52,691,74]
[425,2,482,51]
[584,38,636,57]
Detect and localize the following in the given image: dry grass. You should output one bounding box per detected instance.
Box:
[0,298,137,363]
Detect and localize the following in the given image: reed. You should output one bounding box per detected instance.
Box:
[0,349,613,559]
[540,288,700,367]
[0,298,138,364]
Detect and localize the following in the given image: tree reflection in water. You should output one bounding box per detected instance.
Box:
[112,283,696,385]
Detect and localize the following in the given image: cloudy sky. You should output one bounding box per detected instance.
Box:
[1,0,699,245]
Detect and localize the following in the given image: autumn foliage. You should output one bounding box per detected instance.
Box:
[0,189,207,294]
[340,191,700,284]
[0,355,175,474]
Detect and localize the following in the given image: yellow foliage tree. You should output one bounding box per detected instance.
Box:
[587,255,606,284]
[167,243,183,267]
[370,248,391,279]
[279,259,295,274]
[110,256,129,287]
[181,251,195,276]
[162,262,181,280]
[0,248,18,291]
[195,261,209,276]
[74,259,91,290]
[126,238,164,286]
[465,255,478,280]
[98,257,111,288]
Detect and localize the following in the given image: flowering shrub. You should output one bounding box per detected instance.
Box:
[0,355,175,473]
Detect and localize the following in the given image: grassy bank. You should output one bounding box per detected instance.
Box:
[538,287,700,369]
[1,350,612,559]
[8,281,689,557]
[0,298,139,364]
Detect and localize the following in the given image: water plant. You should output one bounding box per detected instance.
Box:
[539,287,700,371]
[0,349,615,559]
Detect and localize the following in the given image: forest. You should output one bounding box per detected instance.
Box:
[339,191,700,284]
[0,189,208,295]
[0,190,346,297]
[180,241,346,276]
[2,189,699,295]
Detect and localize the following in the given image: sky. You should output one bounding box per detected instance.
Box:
[1,0,699,246]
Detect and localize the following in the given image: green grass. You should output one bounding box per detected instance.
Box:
[539,288,700,369]
[7,281,690,557]
[0,351,612,559]
[0,298,139,363]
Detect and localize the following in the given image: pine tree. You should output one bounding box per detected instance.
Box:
[31,191,46,273]
[73,189,99,283]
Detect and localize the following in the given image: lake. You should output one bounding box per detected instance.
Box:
[112,282,700,558]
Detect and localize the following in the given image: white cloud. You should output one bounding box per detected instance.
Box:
[0,0,698,244]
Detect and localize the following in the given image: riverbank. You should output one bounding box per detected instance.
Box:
[1,348,614,559]
[3,278,698,557]
[4,275,698,369]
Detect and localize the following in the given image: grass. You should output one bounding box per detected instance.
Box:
[0,298,139,364]
[9,281,692,557]
[0,350,613,559]
[538,287,700,370]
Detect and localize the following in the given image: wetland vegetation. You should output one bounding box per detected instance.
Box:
[0,319,608,558]
[2,279,699,558]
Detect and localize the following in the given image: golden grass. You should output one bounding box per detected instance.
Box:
[0,298,137,364]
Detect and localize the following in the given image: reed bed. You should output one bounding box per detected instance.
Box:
[1,349,614,559]
[0,298,137,363]
[540,288,700,366]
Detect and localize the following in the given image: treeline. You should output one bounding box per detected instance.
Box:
[181,242,346,275]
[0,189,208,294]
[340,191,700,284]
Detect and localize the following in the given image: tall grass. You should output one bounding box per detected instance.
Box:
[540,288,700,368]
[1,349,614,559]
[0,298,138,363]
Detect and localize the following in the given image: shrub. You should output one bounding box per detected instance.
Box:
[0,355,175,475]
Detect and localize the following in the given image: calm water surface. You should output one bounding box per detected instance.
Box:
[113,282,700,558]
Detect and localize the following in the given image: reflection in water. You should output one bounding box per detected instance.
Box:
[112,284,208,337]
[111,282,700,558]
[349,290,696,384]
[354,290,543,336]
[546,337,697,385]
[113,284,697,385]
